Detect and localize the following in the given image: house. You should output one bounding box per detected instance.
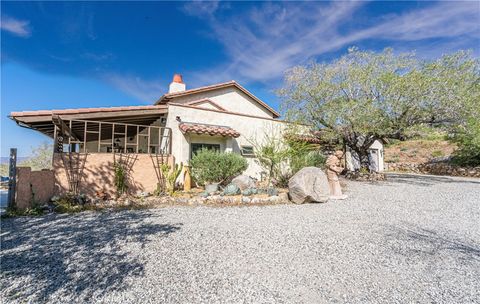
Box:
[9,75,287,196]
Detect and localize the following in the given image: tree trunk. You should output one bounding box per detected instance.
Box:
[344,139,371,172]
[356,148,370,171]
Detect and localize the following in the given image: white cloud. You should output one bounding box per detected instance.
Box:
[107,2,480,101]
[185,1,480,86]
[1,15,31,37]
[103,74,167,103]
[182,1,220,19]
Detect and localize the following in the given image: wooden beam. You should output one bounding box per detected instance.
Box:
[52,115,81,141]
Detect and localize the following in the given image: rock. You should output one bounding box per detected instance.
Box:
[279,192,290,203]
[288,167,330,204]
[269,195,282,204]
[137,191,150,198]
[241,197,251,204]
[223,183,240,196]
[200,191,209,198]
[242,188,257,196]
[205,183,219,194]
[251,198,261,204]
[231,175,256,190]
[267,187,278,196]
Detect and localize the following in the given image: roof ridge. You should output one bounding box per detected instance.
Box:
[155,80,280,118]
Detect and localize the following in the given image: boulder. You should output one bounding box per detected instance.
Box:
[231,175,256,191]
[288,167,330,204]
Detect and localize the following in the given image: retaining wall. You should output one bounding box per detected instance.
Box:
[386,162,480,178]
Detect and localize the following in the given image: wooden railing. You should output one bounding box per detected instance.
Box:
[53,119,172,155]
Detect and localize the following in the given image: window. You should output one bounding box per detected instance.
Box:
[240,145,255,156]
[191,143,221,158]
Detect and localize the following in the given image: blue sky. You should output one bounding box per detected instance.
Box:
[1,1,479,157]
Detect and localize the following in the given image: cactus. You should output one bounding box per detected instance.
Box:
[160,162,183,195]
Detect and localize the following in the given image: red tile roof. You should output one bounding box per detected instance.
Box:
[10,105,167,117]
[179,122,240,138]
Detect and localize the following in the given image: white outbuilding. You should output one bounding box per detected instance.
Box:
[345,139,384,172]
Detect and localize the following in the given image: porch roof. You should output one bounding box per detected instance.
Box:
[9,105,168,137]
[179,122,241,138]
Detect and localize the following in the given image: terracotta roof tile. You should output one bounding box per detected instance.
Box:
[179,122,240,138]
[10,105,167,117]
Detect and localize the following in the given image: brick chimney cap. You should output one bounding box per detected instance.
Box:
[172,74,184,84]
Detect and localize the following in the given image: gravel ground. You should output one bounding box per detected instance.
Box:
[1,173,479,303]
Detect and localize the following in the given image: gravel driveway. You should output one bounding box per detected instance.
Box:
[1,173,479,303]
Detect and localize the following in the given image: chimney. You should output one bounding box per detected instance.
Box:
[168,74,186,93]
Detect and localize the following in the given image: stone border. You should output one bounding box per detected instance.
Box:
[386,162,480,178]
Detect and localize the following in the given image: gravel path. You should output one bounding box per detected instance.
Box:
[1,173,479,303]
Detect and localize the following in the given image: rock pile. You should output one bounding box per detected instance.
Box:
[386,162,480,177]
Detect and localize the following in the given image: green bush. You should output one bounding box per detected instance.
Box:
[290,151,326,174]
[452,118,480,166]
[431,150,444,158]
[190,149,248,185]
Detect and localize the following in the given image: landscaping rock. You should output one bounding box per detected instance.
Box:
[242,188,257,196]
[205,183,219,194]
[241,197,251,204]
[136,191,150,198]
[267,187,278,196]
[231,175,256,190]
[288,167,330,204]
[223,184,240,196]
[279,192,290,203]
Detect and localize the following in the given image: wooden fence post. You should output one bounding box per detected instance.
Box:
[7,148,17,209]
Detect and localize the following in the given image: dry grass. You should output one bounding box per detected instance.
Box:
[385,139,457,164]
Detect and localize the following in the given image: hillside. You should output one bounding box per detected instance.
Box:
[384,139,457,164]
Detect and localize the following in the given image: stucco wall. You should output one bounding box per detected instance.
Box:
[16,167,55,210]
[170,86,274,118]
[165,104,288,179]
[53,153,174,197]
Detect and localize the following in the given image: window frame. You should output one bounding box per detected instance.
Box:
[190,143,221,158]
[240,145,255,157]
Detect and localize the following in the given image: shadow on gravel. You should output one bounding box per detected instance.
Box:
[384,225,480,260]
[385,173,480,187]
[0,210,181,302]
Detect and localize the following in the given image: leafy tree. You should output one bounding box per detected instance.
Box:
[20,142,53,170]
[0,164,8,177]
[279,48,479,170]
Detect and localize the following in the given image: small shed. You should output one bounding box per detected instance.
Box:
[345,139,384,172]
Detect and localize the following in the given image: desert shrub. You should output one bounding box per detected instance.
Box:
[452,118,480,166]
[190,149,248,185]
[52,193,87,213]
[113,163,128,195]
[2,206,44,218]
[431,150,444,158]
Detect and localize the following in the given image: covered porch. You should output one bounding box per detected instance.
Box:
[9,105,175,197]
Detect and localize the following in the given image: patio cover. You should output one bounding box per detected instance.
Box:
[9,105,168,138]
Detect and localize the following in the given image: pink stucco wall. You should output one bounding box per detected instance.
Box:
[52,153,174,197]
[16,167,55,210]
